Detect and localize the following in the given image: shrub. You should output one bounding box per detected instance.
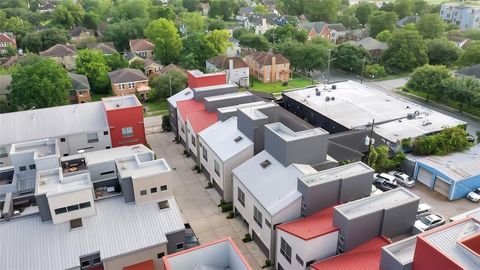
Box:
[220,202,233,212]
[226,211,234,219]
[364,64,386,79]
[242,234,252,243]
[412,127,471,156]
[282,81,288,86]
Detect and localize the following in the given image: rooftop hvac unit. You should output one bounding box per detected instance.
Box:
[331,96,335,101]
[325,96,330,101]
[407,113,415,119]
[331,85,336,89]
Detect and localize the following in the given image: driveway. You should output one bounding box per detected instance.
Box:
[146,129,268,269]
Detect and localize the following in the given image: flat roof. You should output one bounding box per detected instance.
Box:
[416,144,480,181]
[35,168,91,196]
[0,196,185,270]
[167,87,193,108]
[204,91,252,102]
[277,207,338,240]
[10,138,58,158]
[232,150,309,215]
[0,102,109,146]
[62,144,153,165]
[116,155,170,179]
[299,162,373,186]
[188,70,225,78]
[102,95,142,110]
[335,188,419,219]
[199,116,253,162]
[176,99,205,121]
[193,83,237,92]
[265,122,328,141]
[283,81,466,142]
[163,237,252,270]
[382,236,417,265]
[217,101,267,114]
[238,102,278,120]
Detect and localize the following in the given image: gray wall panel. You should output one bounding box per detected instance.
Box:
[120,177,135,204]
[382,200,419,237]
[166,229,186,254]
[36,194,52,222]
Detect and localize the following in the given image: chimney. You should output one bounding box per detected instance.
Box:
[228,58,234,83]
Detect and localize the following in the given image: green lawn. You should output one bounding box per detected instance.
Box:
[145,99,168,116]
[90,93,111,101]
[250,76,316,94]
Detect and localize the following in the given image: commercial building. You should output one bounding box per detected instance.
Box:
[413,144,480,200]
[282,81,466,151]
[163,237,252,270]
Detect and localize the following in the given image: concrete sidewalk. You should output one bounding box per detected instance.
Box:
[147,131,269,270]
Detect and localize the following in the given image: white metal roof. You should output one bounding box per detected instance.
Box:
[0,196,185,270]
[283,81,466,142]
[116,156,170,179]
[0,102,109,146]
[265,122,328,141]
[416,144,480,181]
[299,162,373,186]
[36,168,92,196]
[102,95,141,110]
[167,87,193,108]
[233,151,309,215]
[199,117,253,162]
[204,91,252,102]
[63,144,153,165]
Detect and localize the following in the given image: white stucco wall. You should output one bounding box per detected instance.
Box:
[48,187,96,224]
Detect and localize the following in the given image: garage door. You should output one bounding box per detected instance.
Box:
[434,176,450,198]
[416,167,434,187]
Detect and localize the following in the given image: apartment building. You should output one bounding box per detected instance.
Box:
[108,68,150,99]
[245,52,290,83]
[440,3,480,30]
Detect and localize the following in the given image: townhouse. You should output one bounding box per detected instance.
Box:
[298,22,347,43]
[108,68,150,99]
[245,52,290,83]
[40,44,77,70]
[206,55,250,87]
[440,3,480,30]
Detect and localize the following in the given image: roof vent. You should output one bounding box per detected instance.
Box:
[234,136,243,142]
[331,96,335,101]
[331,84,336,89]
[115,104,120,108]
[260,160,271,169]
[325,96,330,102]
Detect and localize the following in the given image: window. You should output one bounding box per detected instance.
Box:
[55,207,67,215]
[280,237,292,263]
[214,160,220,176]
[122,127,134,138]
[157,252,165,259]
[100,170,114,175]
[106,146,111,149]
[87,133,99,143]
[80,260,90,268]
[238,187,245,207]
[60,138,66,142]
[92,257,101,264]
[0,147,7,158]
[29,164,36,170]
[296,254,304,265]
[191,134,196,146]
[128,82,135,89]
[119,83,126,90]
[79,202,91,209]
[158,200,170,209]
[176,243,184,250]
[19,166,26,171]
[337,246,344,254]
[265,219,271,228]
[151,187,158,193]
[140,190,147,196]
[103,131,109,135]
[160,185,167,191]
[234,136,243,142]
[67,204,80,212]
[202,146,208,161]
[277,263,284,270]
[338,234,344,245]
[70,218,83,229]
[253,206,262,228]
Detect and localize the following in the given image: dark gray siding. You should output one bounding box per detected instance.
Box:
[338,172,373,203]
[380,249,413,270]
[382,201,418,237]
[169,104,179,139]
[335,210,384,251]
[36,194,52,222]
[166,229,186,254]
[193,85,237,100]
[204,95,256,112]
[298,180,341,216]
[120,177,135,204]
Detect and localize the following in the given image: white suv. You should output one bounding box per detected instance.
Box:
[374,173,397,186]
[467,188,480,203]
[391,172,415,188]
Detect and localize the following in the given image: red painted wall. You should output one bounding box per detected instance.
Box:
[105,105,146,148]
[412,237,463,270]
[187,71,226,88]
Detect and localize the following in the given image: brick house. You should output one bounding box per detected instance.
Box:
[129,39,155,58]
[0,32,17,55]
[206,55,250,87]
[108,68,150,100]
[68,72,91,103]
[298,22,331,41]
[40,44,77,70]
[144,58,163,77]
[245,52,290,83]
[70,26,95,42]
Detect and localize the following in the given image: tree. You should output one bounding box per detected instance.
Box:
[254,4,268,14]
[149,70,187,100]
[417,14,446,39]
[274,39,328,74]
[206,30,231,54]
[0,10,6,30]
[393,0,414,19]
[179,12,206,35]
[383,29,428,71]
[52,0,85,29]
[457,42,480,67]
[41,28,69,50]
[413,0,431,16]
[364,64,386,78]
[9,58,70,109]
[264,24,307,44]
[208,0,239,20]
[129,59,144,71]
[412,127,471,156]
[278,0,305,15]
[233,28,251,39]
[153,6,176,21]
[179,33,216,69]
[368,11,398,37]
[111,0,152,21]
[306,0,340,22]
[339,14,359,30]
[238,33,270,52]
[183,0,200,12]
[376,30,392,42]
[332,43,370,74]
[105,53,129,70]
[145,18,182,65]
[104,18,147,51]
[426,38,460,66]
[4,16,31,36]
[355,2,373,26]
[1,45,16,57]
[406,64,451,102]
[76,49,111,94]
[404,23,417,31]
[462,29,480,41]
[207,19,226,31]
[81,0,113,20]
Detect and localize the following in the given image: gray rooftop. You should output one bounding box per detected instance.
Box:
[107,68,148,84]
[35,168,92,196]
[167,87,193,108]
[63,144,152,165]
[456,64,480,80]
[264,122,327,142]
[10,138,58,158]
[102,95,142,110]
[68,72,90,91]
[116,155,170,179]
[204,91,252,102]
[0,196,184,270]
[349,37,388,51]
[335,188,419,219]
[382,236,417,265]
[299,162,373,186]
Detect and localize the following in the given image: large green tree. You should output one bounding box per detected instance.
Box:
[52,0,85,29]
[103,18,147,51]
[179,33,216,69]
[208,0,239,20]
[383,29,428,71]
[307,0,340,22]
[206,30,231,55]
[332,43,370,74]
[105,53,129,70]
[183,0,200,12]
[238,33,270,52]
[179,12,206,35]
[76,49,111,94]
[406,64,451,102]
[149,70,188,100]
[457,42,480,67]
[145,18,182,65]
[111,0,152,21]
[393,0,414,19]
[264,24,308,44]
[21,28,69,53]
[417,14,446,39]
[355,2,374,26]
[426,38,460,66]
[9,58,70,109]
[368,11,398,37]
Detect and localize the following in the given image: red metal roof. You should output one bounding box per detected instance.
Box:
[187,110,218,134]
[311,237,391,270]
[123,259,154,270]
[277,207,338,240]
[176,99,205,122]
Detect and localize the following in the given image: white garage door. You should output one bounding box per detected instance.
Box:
[416,167,434,187]
[434,176,450,198]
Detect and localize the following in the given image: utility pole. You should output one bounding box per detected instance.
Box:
[366,119,376,164]
[361,57,366,84]
[168,76,173,97]
[327,50,336,84]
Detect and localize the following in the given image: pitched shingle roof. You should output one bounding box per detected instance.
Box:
[456,64,480,79]
[70,26,95,37]
[144,58,163,69]
[130,39,154,52]
[68,72,90,91]
[350,37,388,51]
[86,42,117,54]
[0,32,16,45]
[247,14,277,25]
[207,55,248,69]
[298,22,326,34]
[40,44,76,57]
[108,68,148,84]
[327,23,347,32]
[248,51,290,66]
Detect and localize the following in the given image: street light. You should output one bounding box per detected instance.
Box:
[361,57,367,84]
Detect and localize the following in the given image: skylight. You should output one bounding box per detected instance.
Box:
[260,160,271,169]
[234,136,243,142]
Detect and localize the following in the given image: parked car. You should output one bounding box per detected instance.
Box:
[374,173,397,186]
[466,188,480,203]
[414,214,446,232]
[374,181,397,192]
[371,184,384,196]
[466,134,475,143]
[391,172,415,188]
[416,203,431,219]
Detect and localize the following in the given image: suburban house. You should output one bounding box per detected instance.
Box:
[108,68,150,99]
[68,72,91,103]
[412,144,480,201]
[0,32,16,55]
[440,3,480,30]
[245,52,290,83]
[144,58,163,77]
[129,39,155,58]
[38,1,55,13]
[455,64,480,80]
[244,14,277,35]
[326,23,347,43]
[396,16,420,27]
[124,51,144,64]
[238,6,254,17]
[163,237,252,270]
[40,44,77,70]
[159,63,184,75]
[226,37,241,57]
[447,32,471,48]
[206,55,250,87]
[298,22,331,41]
[86,42,118,55]
[70,26,95,42]
[349,37,388,58]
